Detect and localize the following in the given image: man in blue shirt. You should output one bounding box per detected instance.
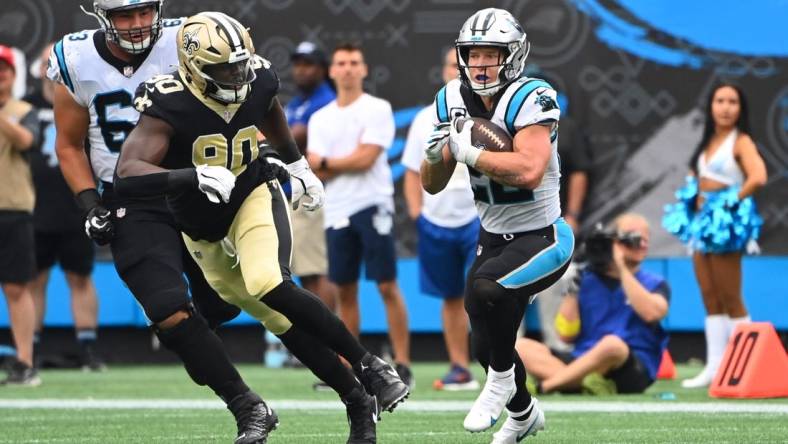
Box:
[286,42,336,153]
[284,41,336,306]
[516,213,669,394]
[266,42,337,372]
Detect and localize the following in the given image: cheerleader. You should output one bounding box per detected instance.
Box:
[664,82,767,388]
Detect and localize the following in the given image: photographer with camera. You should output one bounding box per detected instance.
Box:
[516,213,669,394]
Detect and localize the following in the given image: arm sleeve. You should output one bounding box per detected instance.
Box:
[400,106,434,172]
[114,168,197,198]
[360,100,395,149]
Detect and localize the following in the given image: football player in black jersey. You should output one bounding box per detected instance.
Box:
[51,2,280,442]
[115,12,409,443]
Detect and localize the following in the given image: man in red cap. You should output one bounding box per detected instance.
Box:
[0,44,42,386]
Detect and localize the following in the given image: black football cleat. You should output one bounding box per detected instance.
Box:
[227,392,278,444]
[0,361,41,387]
[342,386,379,444]
[395,363,415,390]
[354,354,409,413]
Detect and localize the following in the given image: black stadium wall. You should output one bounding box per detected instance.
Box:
[4,0,787,256]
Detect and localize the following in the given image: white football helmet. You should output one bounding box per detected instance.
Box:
[83,0,164,54]
[456,8,530,97]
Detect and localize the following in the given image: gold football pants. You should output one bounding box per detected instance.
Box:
[183,182,293,334]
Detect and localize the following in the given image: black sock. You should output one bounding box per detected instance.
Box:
[262,282,366,365]
[506,354,533,413]
[278,326,359,398]
[155,314,249,403]
[511,392,535,421]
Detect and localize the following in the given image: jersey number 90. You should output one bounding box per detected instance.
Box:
[193,125,259,174]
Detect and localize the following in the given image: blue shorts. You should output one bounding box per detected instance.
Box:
[417,216,479,299]
[326,205,397,285]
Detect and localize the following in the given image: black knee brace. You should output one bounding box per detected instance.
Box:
[468,278,508,312]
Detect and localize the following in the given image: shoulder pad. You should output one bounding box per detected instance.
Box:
[252,55,280,95]
[47,31,95,94]
[503,77,560,135]
[161,17,186,29]
[133,74,186,121]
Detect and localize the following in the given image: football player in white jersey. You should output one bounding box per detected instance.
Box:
[421,8,575,442]
[49,2,278,442]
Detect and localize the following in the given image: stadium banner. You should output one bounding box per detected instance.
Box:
[4,0,786,257]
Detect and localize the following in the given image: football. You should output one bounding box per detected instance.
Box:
[453,117,513,153]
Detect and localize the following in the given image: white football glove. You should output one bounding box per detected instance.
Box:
[423,122,451,164]
[195,164,236,204]
[285,156,325,211]
[449,119,482,167]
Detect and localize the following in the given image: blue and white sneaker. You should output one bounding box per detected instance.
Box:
[433,364,480,391]
[491,399,545,443]
[463,366,516,432]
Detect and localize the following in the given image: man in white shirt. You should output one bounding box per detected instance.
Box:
[308,42,412,387]
[402,47,479,391]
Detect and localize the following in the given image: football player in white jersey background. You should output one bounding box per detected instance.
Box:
[421,8,575,442]
[49,2,279,441]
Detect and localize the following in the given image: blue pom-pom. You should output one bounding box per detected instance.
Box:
[663,181,762,253]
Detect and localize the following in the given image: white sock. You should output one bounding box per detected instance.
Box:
[706,314,729,376]
[489,365,515,380]
[724,314,751,338]
[729,315,751,330]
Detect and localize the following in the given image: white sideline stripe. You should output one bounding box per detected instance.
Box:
[0,399,787,414]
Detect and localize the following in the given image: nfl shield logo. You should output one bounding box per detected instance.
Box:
[123,66,134,77]
[193,251,202,260]
[116,207,126,218]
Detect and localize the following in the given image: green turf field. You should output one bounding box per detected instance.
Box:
[1,363,786,443]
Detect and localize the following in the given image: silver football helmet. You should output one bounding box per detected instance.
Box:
[82,0,164,54]
[456,8,530,96]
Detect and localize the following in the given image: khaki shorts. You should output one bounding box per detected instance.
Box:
[290,205,328,277]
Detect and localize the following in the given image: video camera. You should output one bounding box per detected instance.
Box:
[584,223,643,272]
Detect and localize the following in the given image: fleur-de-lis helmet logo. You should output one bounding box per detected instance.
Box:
[182,30,200,55]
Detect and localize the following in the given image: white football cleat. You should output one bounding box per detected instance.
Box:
[491,399,546,443]
[463,366,516,432]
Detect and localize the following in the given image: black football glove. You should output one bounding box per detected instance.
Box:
[77,189,115,246]
[258,141,291,185]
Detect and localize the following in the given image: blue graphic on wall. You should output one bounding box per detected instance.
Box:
[573,0,788,68]
[389,105,424,182]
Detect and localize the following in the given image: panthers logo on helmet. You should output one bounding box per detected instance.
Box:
[182,30,200,56]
